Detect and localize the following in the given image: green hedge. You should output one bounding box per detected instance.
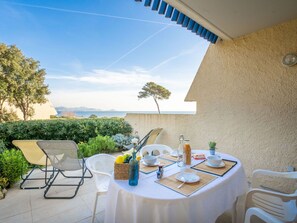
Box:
[0,118,132,148]
[78,135,117,158]
[0,149,28,186]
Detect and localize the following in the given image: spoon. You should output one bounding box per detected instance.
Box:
[177,177,186,189]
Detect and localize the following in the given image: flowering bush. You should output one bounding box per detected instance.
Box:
[112,134,132,149]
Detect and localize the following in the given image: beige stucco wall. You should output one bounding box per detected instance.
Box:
[125,19,297,186]
[3,100,57,120]
[186,18,297,177]
[125,114,197,148]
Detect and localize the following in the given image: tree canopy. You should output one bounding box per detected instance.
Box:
[0,43,50,121]
[138,82,171,114]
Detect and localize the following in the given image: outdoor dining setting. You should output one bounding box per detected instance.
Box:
[89,136,297,223]
[0,126,296,223]
[0,0,297,223]
[103,138,247,223]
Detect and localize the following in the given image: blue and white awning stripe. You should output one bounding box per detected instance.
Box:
[135,0,218,44]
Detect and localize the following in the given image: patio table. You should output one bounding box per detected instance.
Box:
[104,150,247,223]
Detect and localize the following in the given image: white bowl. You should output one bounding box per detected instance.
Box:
[207,155,222,166]
[143,155,157,166]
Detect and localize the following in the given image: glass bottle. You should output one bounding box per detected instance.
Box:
[156,165,164,179]
[177,134,184,167]
[183,140,191,166]
[129,151,139,186]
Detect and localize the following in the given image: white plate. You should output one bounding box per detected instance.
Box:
[170,151,182,157]
[205,161,225,168]
[142,160,160,167]
[175,172,200,183]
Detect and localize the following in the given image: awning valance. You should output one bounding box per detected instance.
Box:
[135,0,218,44]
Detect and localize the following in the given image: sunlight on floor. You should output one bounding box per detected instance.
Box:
[0,169,104,223]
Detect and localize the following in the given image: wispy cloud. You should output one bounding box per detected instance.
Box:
[48,88,196,111]
[47,67,191,91]
[149,45,201,72]
[46,65,196,111]
[47,68,156,86]
[2,1,176,26]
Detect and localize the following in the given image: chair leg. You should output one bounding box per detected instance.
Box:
[20,165,54,190]
[84,167,93,178]
[92,192,99,223]
[44,168,85,199]
[92,192,107,223]
[60,166,93,179]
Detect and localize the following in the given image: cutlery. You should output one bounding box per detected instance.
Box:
[177,177,186,189]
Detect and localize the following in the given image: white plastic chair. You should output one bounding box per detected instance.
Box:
[140,144,173,157]
[86,154,115,223]
[244,169,297,223]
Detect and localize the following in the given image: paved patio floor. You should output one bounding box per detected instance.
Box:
[0,169,105,223]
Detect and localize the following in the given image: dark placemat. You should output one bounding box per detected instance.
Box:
[156,169,217,197]
[191,159,237,177]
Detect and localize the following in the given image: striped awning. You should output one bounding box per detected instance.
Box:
[135,0,218,44]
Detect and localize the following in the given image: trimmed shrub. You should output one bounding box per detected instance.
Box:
[0,118,132,148]
[78,135,117,158]
[0,149,28,186]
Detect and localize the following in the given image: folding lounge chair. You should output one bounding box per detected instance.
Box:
[12,140,54,189]
[123,128,163,153]
[37,140,92,199]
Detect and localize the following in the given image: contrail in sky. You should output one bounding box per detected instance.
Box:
[2,1,176,71]
[149,46,201,72]
[2,1,176,26]
[104,25,170,70]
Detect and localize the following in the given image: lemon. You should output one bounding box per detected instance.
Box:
[115,155,124,164]
[136,156,141,161]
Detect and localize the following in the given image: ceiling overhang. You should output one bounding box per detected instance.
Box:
[136,0,297,41]
[165,0,297,39]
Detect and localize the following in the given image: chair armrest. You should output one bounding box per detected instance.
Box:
[244,207,283,223]
[246,188,297,208]
[252,169,297,188]
[253,169,297,179]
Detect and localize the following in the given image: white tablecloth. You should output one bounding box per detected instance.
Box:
[105,150,247,223]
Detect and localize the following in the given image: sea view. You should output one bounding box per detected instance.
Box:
[56,110,196,118]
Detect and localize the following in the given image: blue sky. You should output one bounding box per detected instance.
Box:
[0,0,209,111]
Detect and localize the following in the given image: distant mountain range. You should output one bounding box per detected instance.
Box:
[55,106,116,112]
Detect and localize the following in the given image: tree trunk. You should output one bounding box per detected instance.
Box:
[153,97,160,114]
[23,112,27,121]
